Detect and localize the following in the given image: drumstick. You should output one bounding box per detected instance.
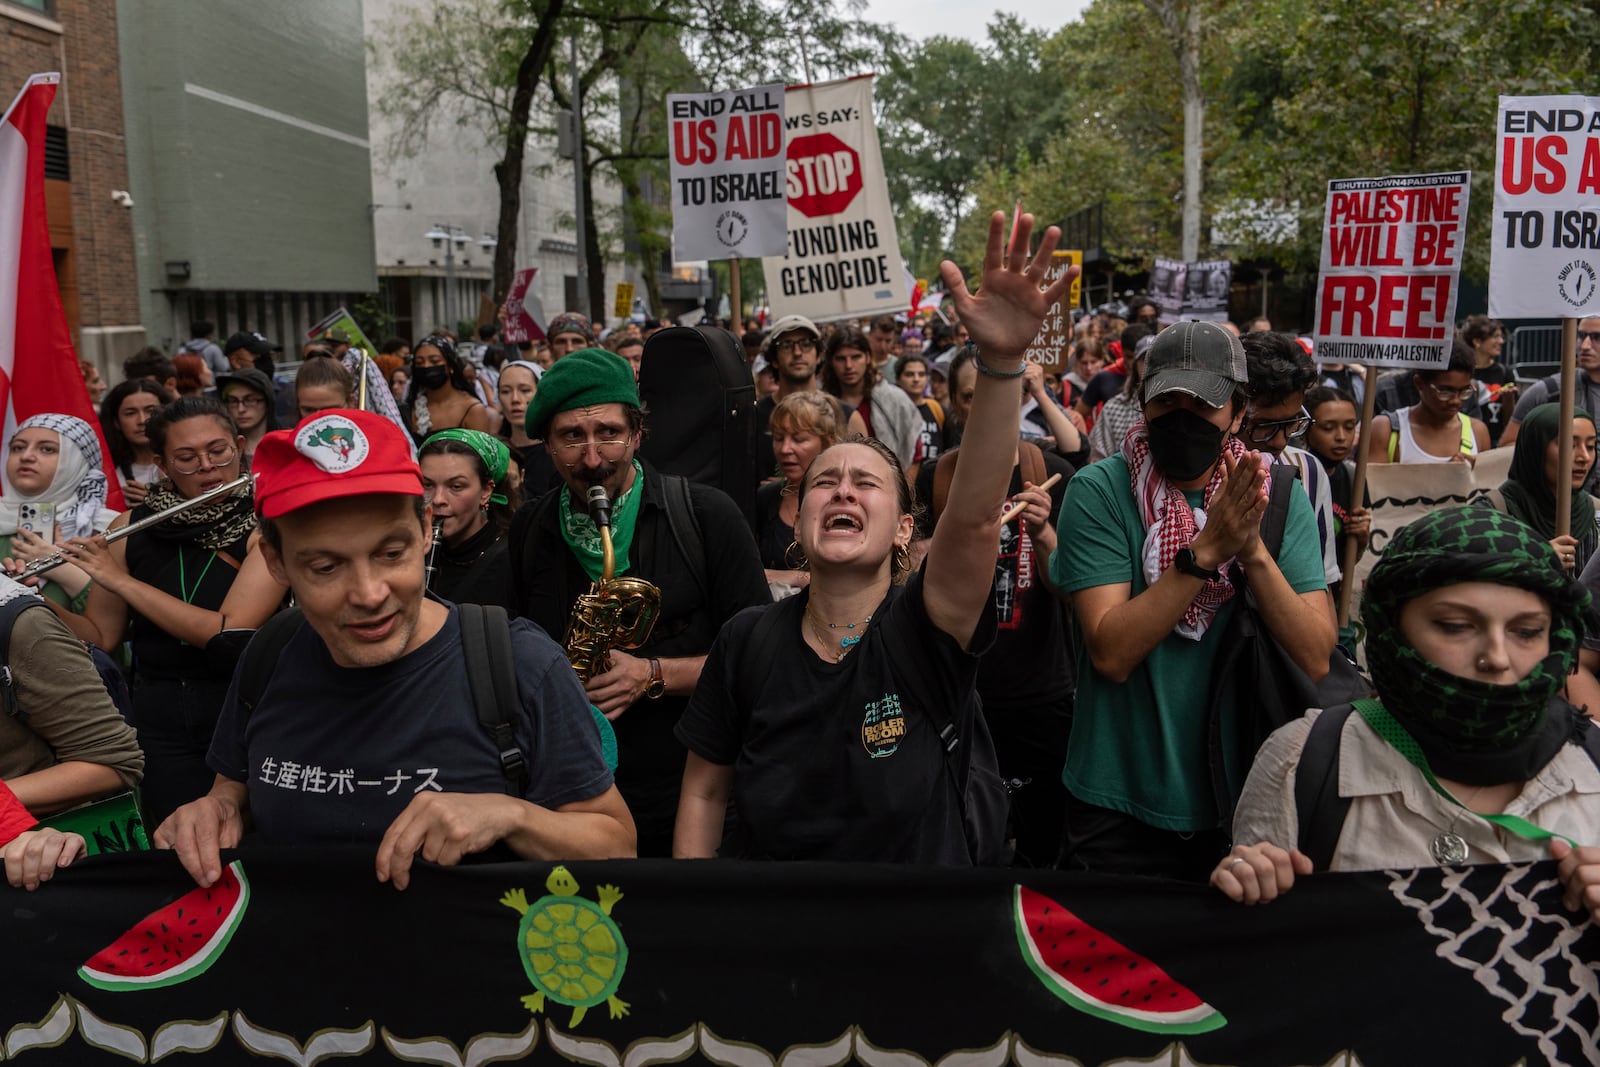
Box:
[1000,473,1063,524]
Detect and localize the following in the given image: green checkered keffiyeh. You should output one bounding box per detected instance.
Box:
[1363,505,1591,760]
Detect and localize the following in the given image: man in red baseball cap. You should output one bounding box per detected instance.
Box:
[155,409,634,889]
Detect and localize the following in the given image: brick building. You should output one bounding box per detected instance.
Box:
[1,0,144,377]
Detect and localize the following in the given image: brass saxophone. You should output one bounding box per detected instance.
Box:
[562,485,661,681]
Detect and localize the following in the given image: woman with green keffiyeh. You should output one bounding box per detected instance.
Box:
[418,429,519,608]
[1215,506,1600,925]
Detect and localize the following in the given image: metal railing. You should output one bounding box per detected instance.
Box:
[1508,324,1563,384]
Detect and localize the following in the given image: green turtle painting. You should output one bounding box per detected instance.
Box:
[501,867,629,1027]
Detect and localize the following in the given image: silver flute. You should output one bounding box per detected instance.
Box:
[12,474,252,581]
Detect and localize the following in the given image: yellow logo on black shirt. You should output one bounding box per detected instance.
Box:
[861,694,906,759]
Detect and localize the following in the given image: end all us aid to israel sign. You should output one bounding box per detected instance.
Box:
[667,84,788,262]
[1489,95,1600,318]
[762,75,906,322]
[1313,170,1469,369]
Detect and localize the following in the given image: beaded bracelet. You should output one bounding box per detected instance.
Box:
[972,350,1027,380]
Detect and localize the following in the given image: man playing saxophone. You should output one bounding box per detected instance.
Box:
[510,349,770,857]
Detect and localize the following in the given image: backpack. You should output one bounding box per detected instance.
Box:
[0,596,132,723]
[232,604,618,794]
[734,600,1011,866]
[638,326,758,528]
[1292,698,1600,872]
[1206,464,1371,819]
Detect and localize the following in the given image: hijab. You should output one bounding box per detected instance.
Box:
[0,414,118,539]
[1498,402,1596,541]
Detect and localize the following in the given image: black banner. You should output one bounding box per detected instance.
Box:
[2,850,1596,1065]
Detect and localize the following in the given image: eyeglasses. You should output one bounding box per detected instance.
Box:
[1243,407,1313,444]
[1579,331,1600,345]
[168,443,237,475]
[1423,382,1476,402]
[224,395,266,410]
[553,434,630,459]
[775,339,817,355]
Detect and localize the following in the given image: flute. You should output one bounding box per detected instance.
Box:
[12,475,252,581]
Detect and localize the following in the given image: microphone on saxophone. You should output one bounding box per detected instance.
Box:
[586,485,612,528]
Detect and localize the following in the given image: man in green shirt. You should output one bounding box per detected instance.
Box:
[1052,321,1334,881]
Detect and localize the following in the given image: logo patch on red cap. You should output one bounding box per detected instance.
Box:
[296,415,370,473]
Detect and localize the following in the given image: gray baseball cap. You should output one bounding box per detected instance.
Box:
[1141,321,1247,408]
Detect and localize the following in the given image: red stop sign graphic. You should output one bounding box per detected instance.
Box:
[786,132,862,218]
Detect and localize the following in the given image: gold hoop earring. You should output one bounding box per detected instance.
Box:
[786,540,809,570]
[893,542,912,578]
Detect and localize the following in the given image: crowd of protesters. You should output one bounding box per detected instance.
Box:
[0,219,1596,932]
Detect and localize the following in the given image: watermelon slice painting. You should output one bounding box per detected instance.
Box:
[1013,885,1225,1035]
[78,862,250,992]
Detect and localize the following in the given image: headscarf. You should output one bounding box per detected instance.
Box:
[0,414,118,539]
[545,313,593,344]
[421,429,510,506]
[1363,505,1593,784]
[1498,402,1597,542]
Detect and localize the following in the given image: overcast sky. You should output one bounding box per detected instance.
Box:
[861,0,1094,45]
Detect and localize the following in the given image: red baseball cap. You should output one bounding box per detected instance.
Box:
[253,409,422,519]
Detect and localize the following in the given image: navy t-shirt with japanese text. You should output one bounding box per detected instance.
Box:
[207,605,612,845]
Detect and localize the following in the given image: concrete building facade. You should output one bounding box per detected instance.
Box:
[1,0,143,376]
[117,0,377,353]
[363,0,652,343]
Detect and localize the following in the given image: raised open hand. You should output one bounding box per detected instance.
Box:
[938,210,1078,358]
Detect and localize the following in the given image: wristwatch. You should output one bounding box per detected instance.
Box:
[1173,546,1221,581]
[645,658,665,700]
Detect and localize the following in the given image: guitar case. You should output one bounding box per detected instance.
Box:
[638,325,757,527]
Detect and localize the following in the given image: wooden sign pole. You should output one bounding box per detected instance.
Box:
[1337,364,1381,630]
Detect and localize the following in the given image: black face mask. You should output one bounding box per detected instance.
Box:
[416,365,450,390]
[1147,407,1226,481]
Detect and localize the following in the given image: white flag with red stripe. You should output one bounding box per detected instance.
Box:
[0,73,123,507]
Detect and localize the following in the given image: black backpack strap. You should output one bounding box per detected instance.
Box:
[661,475,709,604]
[0,597,49,719]
[235,607,306,719]
[458,604,527,797]
[1261,462,1300,559]
[1292,702,1357,874]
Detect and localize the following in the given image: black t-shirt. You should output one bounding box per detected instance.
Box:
[207,606,612,846]
[676,571,996,864]
[914,452,1076,710]
[753,479,793,571]
[1474,361,1516,447]
[125,519,254,681]
[914,401,943,465]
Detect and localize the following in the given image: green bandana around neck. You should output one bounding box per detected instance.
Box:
[559,460,644,582]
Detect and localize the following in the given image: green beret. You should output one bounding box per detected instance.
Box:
[525,347,640,438]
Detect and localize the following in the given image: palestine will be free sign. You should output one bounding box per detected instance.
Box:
[1490,94,1600,318]
[667,84,788,262]
[1314,170,1469,369]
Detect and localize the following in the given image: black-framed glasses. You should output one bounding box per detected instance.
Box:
[1579,330,1600,345]
[775,339,817,355]
[1243,407,1312,445]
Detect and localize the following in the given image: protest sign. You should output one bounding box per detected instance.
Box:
[613,281,635,320]
[668,84,788,263]
[1022,250,1082,373]
[1148,258,1229,322]
[1313,170,1469,370]
[500,268,544,343]
[762,76,905,322]
[1489,94,1600,318]
[307,306,377,363]
[4,850,1593,1066]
